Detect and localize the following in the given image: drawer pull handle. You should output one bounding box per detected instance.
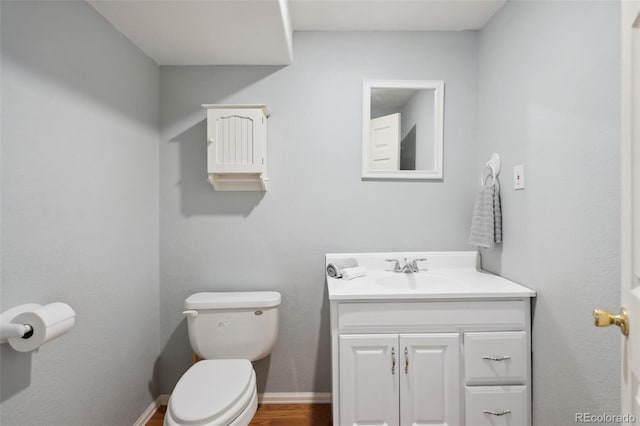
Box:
[483,410,511,416]
[404,347,409,374]
[482,355,511,361]
[391,347,396,374]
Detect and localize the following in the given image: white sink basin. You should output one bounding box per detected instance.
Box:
[374,272,459,290]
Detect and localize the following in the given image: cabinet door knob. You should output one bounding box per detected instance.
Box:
[404,347,409,374]
[483,410,511,416]
[391,347,396,374]
[481,355,511,361]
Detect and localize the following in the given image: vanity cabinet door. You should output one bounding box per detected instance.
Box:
[339,334,400,426]
[400,333,461,426]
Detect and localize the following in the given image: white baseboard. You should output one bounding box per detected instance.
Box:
[133,394,170,426]
[258,392,331,404]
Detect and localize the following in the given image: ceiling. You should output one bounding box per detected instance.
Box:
[88,0,505,66]
[371,88,420,109]
[290,0,505,31]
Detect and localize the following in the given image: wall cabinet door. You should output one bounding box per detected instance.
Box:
[400,333,461,426]
[339,334,400,426]
[206,108,266,174]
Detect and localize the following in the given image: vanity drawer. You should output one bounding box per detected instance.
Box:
[464,332,528,385]
[465,386,528,426]
[338,300,527,333]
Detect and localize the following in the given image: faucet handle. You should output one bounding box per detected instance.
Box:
[411,258,428,272]
[385,259,401,272]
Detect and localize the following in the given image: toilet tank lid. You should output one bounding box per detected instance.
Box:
[184,291,281,310]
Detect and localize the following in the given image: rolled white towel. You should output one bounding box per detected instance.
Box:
[341,266,366,280]
[327,258,359,278]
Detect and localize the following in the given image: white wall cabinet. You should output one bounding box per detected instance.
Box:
[330,300,532,426]
[202,104,269,191]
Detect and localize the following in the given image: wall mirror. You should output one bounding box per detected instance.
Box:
[362,80,444,180]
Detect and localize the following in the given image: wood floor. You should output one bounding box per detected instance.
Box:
[146,403,332,426]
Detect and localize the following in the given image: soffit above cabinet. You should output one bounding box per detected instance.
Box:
[88,0,505,66]
[88,0,294,65]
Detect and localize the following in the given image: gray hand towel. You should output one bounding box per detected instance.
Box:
[494,184,502,244]
[469,180,502,248]
[327,258,359,278]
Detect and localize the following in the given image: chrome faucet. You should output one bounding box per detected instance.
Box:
[385,258,427,273]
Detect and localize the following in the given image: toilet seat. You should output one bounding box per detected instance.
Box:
[166,359,256,426]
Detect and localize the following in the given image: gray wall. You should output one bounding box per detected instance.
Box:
[478,2,620,425]
[158,31,479,394]
[1,2,160,425]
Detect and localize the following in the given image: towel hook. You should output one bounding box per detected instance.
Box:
[481,165,496,186]
[481,153,501,186]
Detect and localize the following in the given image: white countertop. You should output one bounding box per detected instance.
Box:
[326,252,536,301]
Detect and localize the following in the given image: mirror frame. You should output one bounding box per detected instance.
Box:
[362,79,444,180]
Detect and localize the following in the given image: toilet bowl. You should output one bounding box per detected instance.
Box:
[164,360,257,426]
[165,292,281,426]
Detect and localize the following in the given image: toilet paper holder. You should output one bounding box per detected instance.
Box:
[0,303,76,351]
[0,304,40,343]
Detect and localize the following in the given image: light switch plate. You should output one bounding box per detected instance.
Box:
[514,164,525,189]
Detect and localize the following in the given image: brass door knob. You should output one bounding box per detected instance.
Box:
[593,307,629,336]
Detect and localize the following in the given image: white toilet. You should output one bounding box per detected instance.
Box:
[165,291,281,426]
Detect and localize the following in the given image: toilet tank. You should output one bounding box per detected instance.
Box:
[183,292,281,361]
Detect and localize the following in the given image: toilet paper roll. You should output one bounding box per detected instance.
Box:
[8,303,76,352]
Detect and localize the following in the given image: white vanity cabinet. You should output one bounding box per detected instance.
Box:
[339,333,460,426]
[327,251,536,426]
